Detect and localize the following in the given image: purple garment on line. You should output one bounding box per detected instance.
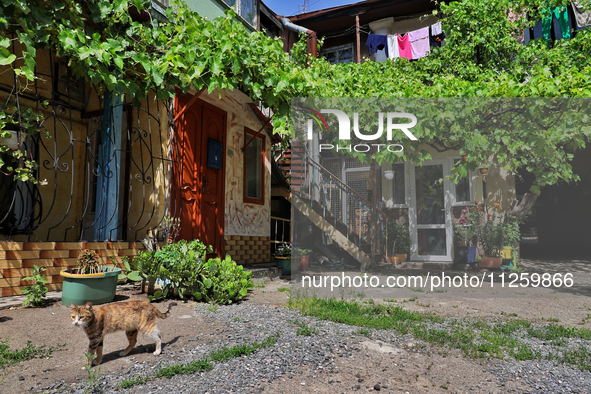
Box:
[409,27,430,59]
[365,33,389,58]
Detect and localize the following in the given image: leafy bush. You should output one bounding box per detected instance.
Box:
[153,240,213,300]
[387,220,411,254]
[137,240,253,304]
[21,265,49,307]
[109,254,143,283]
[133,250,160,279]
[199,256,254,304]
[477,204,521,258]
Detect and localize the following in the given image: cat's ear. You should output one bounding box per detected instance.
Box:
[85,302,93,310]
[69,303,76,309]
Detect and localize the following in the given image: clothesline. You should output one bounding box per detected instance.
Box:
[365,21,443,61]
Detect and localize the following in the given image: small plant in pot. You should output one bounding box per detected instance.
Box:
[387,219,410,264]
[477,203,520,269]
[453,202,482,265]
[293,247,312,270]
[60,250,122,306]
[274,244,293,276]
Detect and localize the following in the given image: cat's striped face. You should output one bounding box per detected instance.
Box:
[69,303,93,328]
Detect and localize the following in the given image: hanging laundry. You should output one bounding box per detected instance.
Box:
[409,27,430,59]
[542,3,571,42]
[507,7,526,43]
[430,22,445,48]
[572,1,591,28]
[430,33,445,48]
[430,21,443,36]
[397,33,412,60]
[365,33,389,57]
[387,34,399,59]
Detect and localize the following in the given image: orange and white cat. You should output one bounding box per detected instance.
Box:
[70,300,176,365]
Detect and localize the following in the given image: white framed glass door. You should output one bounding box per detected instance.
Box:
[409,159,453,261]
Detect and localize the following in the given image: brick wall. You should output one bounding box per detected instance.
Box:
[224,235,271,266]
[0,241,145,297]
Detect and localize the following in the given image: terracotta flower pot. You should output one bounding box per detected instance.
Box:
[298,255,309,270]
[479,167,489,175]
[388,256,401,264]
[394,254,407,262]
[479,257,503,269]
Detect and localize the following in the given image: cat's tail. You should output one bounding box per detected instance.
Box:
[156,302,177,319]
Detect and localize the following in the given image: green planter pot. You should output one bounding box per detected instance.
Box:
[60,267,121,306]
[275,256,294,276]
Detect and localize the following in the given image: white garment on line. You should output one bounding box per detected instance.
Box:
[431,21,443,36]
[387,34,400,59]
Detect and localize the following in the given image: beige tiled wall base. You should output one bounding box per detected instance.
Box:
[224,236,271,265]
[0,242,145,297]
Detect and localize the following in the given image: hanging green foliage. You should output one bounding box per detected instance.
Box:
[0,0,589,209]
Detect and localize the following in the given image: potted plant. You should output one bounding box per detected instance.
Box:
[387,220,410,263]
[60,250,122,306]
[294,247,312,270]
[453,202,482,265]
[477,203,520,269]
[274,244,294,275]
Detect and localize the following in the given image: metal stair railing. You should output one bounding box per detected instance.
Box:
[290,147,389,262]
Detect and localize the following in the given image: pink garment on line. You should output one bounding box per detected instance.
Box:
[409,27,430,59]
[397,33,412,60]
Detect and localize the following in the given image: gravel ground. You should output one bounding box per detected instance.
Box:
[43,304,591,393]
[3,278,591,394]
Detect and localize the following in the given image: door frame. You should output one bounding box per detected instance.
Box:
[174,93,226,257]
[408,159,454,262]
[342,165,370,226]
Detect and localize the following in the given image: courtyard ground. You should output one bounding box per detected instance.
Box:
[0,257,590,393]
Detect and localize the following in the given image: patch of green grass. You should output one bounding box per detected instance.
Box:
[277,287,290,292]
[528,325,591,341]
[121,375,149,389]
[410,288,424,293]
[292,320,318,336]
[547,346,591,372]
[353,328,372,337]
[154,359,213,379]
[286,298,557,365]
[0,339,64,368]
[121,334,279,388]
[83,352,102,394]
[254,278,268,289]
[500,311,519,317]
[206,304,219,312]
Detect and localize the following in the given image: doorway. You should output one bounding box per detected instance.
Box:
[174,94,226,257]
[409,159,453,261]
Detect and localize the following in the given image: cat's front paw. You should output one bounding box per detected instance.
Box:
[119,351,127,357]
[91,358,99,366]
[153,350,161,356]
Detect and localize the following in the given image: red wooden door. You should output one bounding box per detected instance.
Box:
[175,94,226,257]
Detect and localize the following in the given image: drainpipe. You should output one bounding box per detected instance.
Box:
[280,18,317,61]
[280,18,319,202]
